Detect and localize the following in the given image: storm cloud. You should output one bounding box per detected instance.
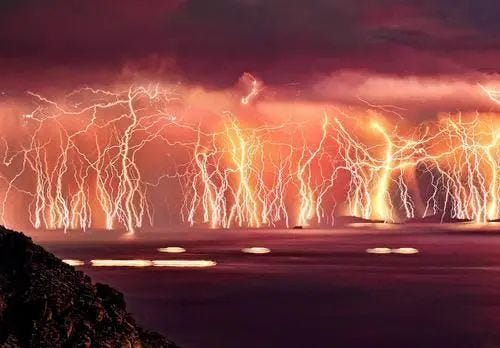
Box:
[0,0,499,86]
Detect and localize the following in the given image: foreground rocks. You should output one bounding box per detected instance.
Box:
[0,226,178,348]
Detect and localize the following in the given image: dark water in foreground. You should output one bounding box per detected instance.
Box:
[39,225,500,348]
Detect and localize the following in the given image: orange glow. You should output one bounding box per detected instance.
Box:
[0,80,498,233]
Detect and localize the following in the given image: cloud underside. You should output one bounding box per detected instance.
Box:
[0,0,499,118]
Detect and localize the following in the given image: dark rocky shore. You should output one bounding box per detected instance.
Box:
[0,226,178,348]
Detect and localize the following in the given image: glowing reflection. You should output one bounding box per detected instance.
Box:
[91,259,153,267]
[63,259,85,266]
[158,247,186,253]
[152,260,216,268]
[392,247,419,254]
[242,247,271,254]
[366,247,392,254]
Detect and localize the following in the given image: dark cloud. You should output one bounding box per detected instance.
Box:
[0,0,499,87]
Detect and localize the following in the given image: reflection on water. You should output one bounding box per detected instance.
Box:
[347,223,401,230]
[392,247,419,254]
[152,260,216,268]
[40,228,500,348]
[241,247,271,254]
[91,259,152,267]
[366,247,392,254]
[158,246,186,253]
[89,259,216,268]
[62,259,85,266]
[366,247,419,255]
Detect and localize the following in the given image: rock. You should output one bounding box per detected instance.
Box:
[64,319,73,338]
[81,335,91,348]
[0,226,178,348]
[44,307,52,322]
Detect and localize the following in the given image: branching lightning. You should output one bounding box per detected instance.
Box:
[0,81,498,234]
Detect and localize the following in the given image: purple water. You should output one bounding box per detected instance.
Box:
[39,225,500,347]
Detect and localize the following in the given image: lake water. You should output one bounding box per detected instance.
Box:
[38,224,500,348]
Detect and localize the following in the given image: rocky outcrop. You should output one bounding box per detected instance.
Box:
[0,226,178,348]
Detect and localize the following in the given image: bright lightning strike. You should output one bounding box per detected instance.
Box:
[0,82,498,234]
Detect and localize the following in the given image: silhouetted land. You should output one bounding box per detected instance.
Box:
[0,226,177,348]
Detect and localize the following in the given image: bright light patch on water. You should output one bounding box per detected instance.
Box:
[63,259,85,266]
[91,259,153,267]
[158,247,186,253]
[366,247,392,254]
[152,260,216,268]
[242,247,271,254]
[366,247,419,255]
[392,247,419,254]
[89,259,216,268]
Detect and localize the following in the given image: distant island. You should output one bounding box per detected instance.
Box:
[334,216,387,225]
[334,215,483,225]
[405,215,472,224]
